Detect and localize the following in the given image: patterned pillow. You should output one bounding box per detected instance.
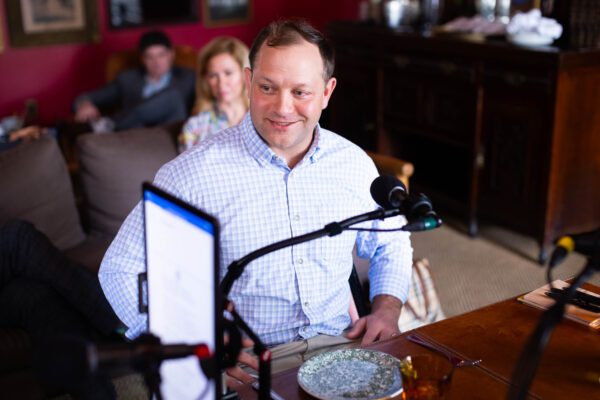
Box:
[399,258,446,332]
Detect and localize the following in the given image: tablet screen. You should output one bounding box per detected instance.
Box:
[143,184,220,399]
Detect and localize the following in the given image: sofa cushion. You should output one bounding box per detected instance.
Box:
[77,128,178,237]
[0,137,85,250]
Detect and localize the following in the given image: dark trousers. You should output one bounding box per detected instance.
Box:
[0,220,122,336]
[114,87,187,130]
[0,220,124,399]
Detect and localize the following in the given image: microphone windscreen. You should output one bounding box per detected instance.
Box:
[370,175,407,209]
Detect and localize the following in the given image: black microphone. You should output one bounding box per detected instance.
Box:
[34,333,212,386]
[370,175,408,209]
[370,175,442,231]
[548,228,600,268]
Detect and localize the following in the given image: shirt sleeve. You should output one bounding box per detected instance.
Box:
[98,163,182,339]
[354,161,413,304]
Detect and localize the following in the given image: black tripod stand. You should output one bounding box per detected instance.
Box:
[508,245,600,399]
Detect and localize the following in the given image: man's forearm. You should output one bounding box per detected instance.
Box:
[371,294,403,319]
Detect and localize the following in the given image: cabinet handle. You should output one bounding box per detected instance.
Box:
[503,73,527,86]
[438,61,458,75]
[476,148,485,169]
[393,56,410,68]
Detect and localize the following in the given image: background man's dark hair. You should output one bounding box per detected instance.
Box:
[138,30,172,53]
[249,19,335,81]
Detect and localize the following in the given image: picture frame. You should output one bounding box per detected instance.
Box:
[1,12,4,53]
[202,0,252,28]
[5,0,100,48]
[107,0,198,30]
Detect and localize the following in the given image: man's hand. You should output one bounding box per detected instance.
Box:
[224,338,259,388]
[74,99,101,122]
[345,294,402,346]
[9,126,45,142]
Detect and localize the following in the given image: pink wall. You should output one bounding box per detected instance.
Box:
[0,0,359,125]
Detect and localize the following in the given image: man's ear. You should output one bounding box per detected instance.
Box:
[244,67,253,97]
[321,77,337,110]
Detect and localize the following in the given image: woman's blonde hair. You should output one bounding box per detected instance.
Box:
[192,36,250,114]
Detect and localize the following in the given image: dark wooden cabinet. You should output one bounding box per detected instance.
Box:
[326,21,600,261]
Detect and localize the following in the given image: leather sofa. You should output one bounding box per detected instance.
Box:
[0,124,181,399]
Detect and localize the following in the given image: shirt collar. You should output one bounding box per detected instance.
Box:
[241,113,276,167]
[210,102,228,122]
[241,113,324,168]
[145,71,171,87]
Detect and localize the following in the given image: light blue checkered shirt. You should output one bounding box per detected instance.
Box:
[99,113,413,345]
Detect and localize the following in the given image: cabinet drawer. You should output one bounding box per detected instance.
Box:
[383,52,476,83]
[483,65,553,92]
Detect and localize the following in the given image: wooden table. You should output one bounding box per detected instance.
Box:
[236,284,600,399]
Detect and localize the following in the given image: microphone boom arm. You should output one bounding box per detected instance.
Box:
[218,205,411,399]
[508,247,600,399]
[220,207,401,297]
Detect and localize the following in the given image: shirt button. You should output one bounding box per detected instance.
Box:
[294,214,300,221]
[297,258,303,264]
[304,302,309,307]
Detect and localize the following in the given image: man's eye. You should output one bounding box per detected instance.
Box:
[260,85,272,93]
[294,90,309,97]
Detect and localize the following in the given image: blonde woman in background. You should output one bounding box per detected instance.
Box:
[178,36,249,152]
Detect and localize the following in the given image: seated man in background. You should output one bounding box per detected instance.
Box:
[73,30,195,132]
[100,19,412,378]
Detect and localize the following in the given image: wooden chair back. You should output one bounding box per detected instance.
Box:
[105,45,198,83]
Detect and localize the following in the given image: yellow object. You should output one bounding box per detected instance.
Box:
[556,236,575,252]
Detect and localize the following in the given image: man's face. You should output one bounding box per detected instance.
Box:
[142,45,174,80]
[245,40,336,167]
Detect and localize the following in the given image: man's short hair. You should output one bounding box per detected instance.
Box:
[249,19,335,81]
[138,30,172,53]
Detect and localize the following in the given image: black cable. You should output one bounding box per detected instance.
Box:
[545,265,555,290]
[346,227,406,232]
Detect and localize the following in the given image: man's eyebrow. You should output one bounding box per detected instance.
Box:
[255,76,275,84]
[255,76,312,89]
[293,83,311,89]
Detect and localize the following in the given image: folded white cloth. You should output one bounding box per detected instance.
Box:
[441,15,507,35]
[507,9,563,39]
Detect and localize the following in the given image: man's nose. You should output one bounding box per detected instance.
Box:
[274,92,293,115]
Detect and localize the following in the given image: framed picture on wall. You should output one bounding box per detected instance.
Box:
[5,0,100,47]
[203,0,252,27]
[1,12,4,53]
[107,0,198,29]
